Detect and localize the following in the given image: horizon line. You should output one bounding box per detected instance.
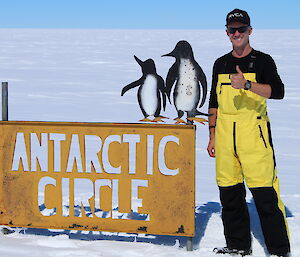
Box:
[1,27,299,30]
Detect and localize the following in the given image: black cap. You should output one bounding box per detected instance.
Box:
[226,9,251,26]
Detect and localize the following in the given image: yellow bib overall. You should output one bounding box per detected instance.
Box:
[214,72,290,253]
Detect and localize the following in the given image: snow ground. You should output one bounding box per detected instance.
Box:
[0,29,299,256]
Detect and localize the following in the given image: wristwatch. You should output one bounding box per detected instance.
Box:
[244,80,252,90]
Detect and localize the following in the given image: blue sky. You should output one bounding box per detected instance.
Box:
[1,0,299,29]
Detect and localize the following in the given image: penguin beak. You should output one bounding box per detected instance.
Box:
[161,52,173,57]
[161,48,177,57]
[134,55,143,66]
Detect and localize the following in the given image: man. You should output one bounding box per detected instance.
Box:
[207,9,290,257]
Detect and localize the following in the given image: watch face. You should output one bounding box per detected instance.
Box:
[245,81,251,90]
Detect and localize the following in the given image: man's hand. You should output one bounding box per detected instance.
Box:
[207,137,215,158]
[231,65,246,89]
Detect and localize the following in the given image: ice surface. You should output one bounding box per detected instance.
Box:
[0,28,299,257]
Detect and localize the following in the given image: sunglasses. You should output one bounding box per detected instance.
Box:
[227,26,249,34]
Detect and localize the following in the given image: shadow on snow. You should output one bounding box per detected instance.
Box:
[14,201,293,250]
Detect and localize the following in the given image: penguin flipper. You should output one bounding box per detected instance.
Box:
[165,64,178,104]
[121,78,143,96]
[196,63,208,108]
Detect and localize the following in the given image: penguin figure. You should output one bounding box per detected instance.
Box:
[162,40,210,124]
[121,56,167,122]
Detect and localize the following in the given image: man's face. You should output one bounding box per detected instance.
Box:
[226,22,252,49]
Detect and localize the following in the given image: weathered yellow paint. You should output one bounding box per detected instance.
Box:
[0,121,195,236]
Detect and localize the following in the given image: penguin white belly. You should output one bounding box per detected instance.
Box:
[175,59,198,111]
[140,75,158,116]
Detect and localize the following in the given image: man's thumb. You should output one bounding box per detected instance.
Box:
[236,65,242,74]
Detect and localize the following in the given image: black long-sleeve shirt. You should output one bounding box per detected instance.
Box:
[209,49,284,109]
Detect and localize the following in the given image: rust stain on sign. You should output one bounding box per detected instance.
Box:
[176,225,185,234]
[137,226,147,232]
[0,121,195,237]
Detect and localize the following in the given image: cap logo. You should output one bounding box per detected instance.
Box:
[229,13,244,19]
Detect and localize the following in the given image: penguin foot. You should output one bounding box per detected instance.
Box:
[174,118,186,124]
[139,118,153,122]
[151,116,168,122]
[187,117,208,125]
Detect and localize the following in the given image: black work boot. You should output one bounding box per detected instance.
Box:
[213,247,252,256]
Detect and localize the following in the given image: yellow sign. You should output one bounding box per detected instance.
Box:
[0,121,195,236]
